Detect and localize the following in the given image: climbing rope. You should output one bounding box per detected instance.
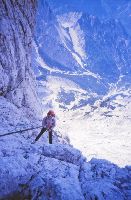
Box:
[0,126,42,137]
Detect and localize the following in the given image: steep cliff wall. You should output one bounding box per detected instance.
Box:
[0,0,41,119]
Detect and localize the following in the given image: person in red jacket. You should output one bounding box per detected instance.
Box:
[35,110,56,144]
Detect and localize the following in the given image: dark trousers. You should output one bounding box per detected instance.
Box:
[35,127,52,144]
[49,131,52,144]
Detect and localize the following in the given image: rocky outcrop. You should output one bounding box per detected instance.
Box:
[0,142,130,200]
[0,0,41,119]
[79,159,131,200]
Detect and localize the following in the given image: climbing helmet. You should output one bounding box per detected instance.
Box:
[47,110,55,117]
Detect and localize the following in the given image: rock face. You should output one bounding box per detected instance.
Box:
[0,0,41,119]
[0,142,131,200]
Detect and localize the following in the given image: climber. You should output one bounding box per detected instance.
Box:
[35,110,56,144]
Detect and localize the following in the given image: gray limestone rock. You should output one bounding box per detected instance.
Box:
[0,0,41,120]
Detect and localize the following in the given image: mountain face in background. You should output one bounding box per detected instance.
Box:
[33,0,131,104]
[33,0,131,167]
[48,0,131,35]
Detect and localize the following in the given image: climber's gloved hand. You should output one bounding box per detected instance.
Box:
[47,126,52,131]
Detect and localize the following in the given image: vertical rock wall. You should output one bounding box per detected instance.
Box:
[0,0,41,119]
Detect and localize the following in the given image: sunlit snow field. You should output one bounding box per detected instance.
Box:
[57,109,131,168]
[39,76,131,168]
